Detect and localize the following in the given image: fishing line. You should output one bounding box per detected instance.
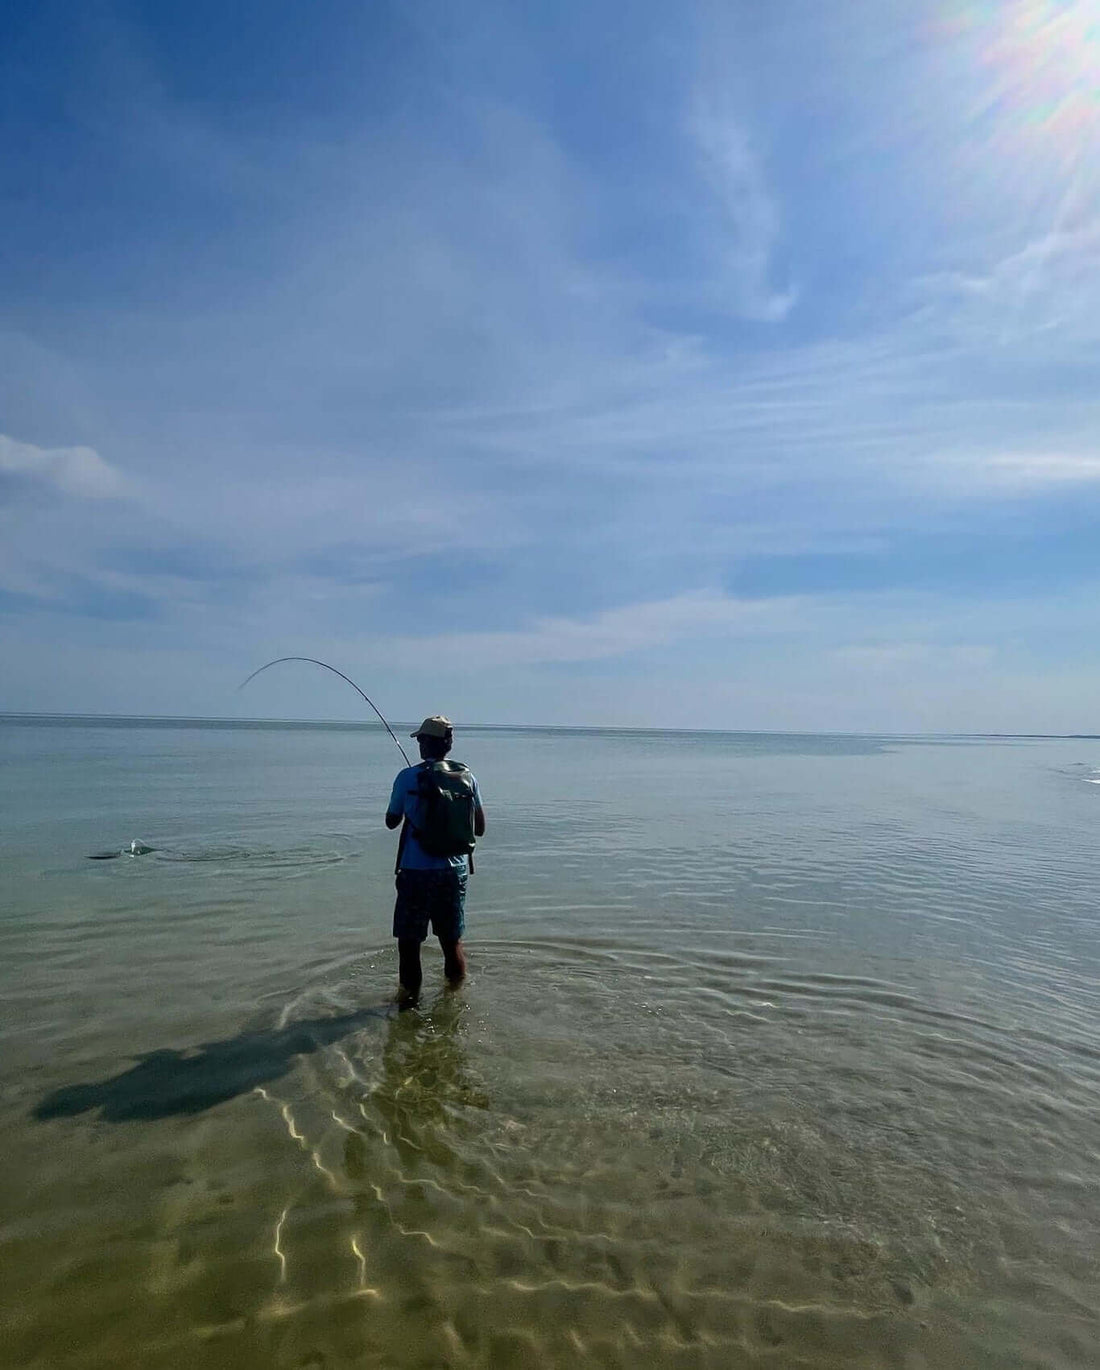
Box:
[237,657,412,766]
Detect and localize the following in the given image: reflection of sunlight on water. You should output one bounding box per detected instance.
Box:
[254,1085,340,1191]
[273,1206,288,1284]
[10,932,1100,1367]
[196,938,1090,1365]
[10,728,1100,1367]
[349,1238,381,1296]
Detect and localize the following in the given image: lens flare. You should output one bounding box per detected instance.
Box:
[941,0,1100,180]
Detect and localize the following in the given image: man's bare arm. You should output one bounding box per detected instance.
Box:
[385,812,402,830]
[474,805,486,838]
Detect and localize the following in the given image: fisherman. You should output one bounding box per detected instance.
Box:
[385,716,486,1003]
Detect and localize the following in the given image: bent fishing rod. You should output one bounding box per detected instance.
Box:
[237,657,412,767]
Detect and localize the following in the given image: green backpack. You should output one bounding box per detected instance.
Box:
[412,760,478,858]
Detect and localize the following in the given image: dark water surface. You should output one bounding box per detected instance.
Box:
[1,717,1098,1368]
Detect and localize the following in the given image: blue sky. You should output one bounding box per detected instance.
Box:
[3,0,1100,731]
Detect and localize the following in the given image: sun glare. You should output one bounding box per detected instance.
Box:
[944,0,1100,178]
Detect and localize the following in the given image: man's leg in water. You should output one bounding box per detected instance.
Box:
[439,938,467,986]
[397,938,423,1001]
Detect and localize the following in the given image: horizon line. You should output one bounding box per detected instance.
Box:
[1,710,1096,742]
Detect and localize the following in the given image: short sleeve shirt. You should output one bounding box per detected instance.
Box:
[387,762,483,872]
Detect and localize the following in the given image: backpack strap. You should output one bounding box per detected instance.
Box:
[395,761,428,874]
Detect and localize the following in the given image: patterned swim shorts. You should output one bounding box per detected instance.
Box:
[392,868,467,943]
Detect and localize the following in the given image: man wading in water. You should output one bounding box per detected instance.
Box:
[385,716,486,1003]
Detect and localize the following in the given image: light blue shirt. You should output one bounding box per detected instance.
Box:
[387,762,483,871]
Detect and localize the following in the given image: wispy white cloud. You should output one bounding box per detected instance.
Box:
[920,217,1100,345]
[374,590,802,670]
[4,3,1100,729]
[920,447,1100,495]
[0,434,126,499]
[690,103,796,322]
[975,451,1100,487]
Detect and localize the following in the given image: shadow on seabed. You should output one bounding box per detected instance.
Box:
[33,1006,392,1123]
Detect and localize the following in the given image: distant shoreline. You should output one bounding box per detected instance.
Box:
[1,712,1097,741]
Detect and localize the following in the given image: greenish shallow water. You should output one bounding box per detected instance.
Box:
[1,717,1099,1368]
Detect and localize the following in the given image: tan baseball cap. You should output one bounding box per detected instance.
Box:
[411,714,453,739]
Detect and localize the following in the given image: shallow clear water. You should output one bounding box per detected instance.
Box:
[2,717,1099,1368]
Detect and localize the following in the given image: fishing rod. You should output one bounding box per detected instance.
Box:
[237,657,412,767]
